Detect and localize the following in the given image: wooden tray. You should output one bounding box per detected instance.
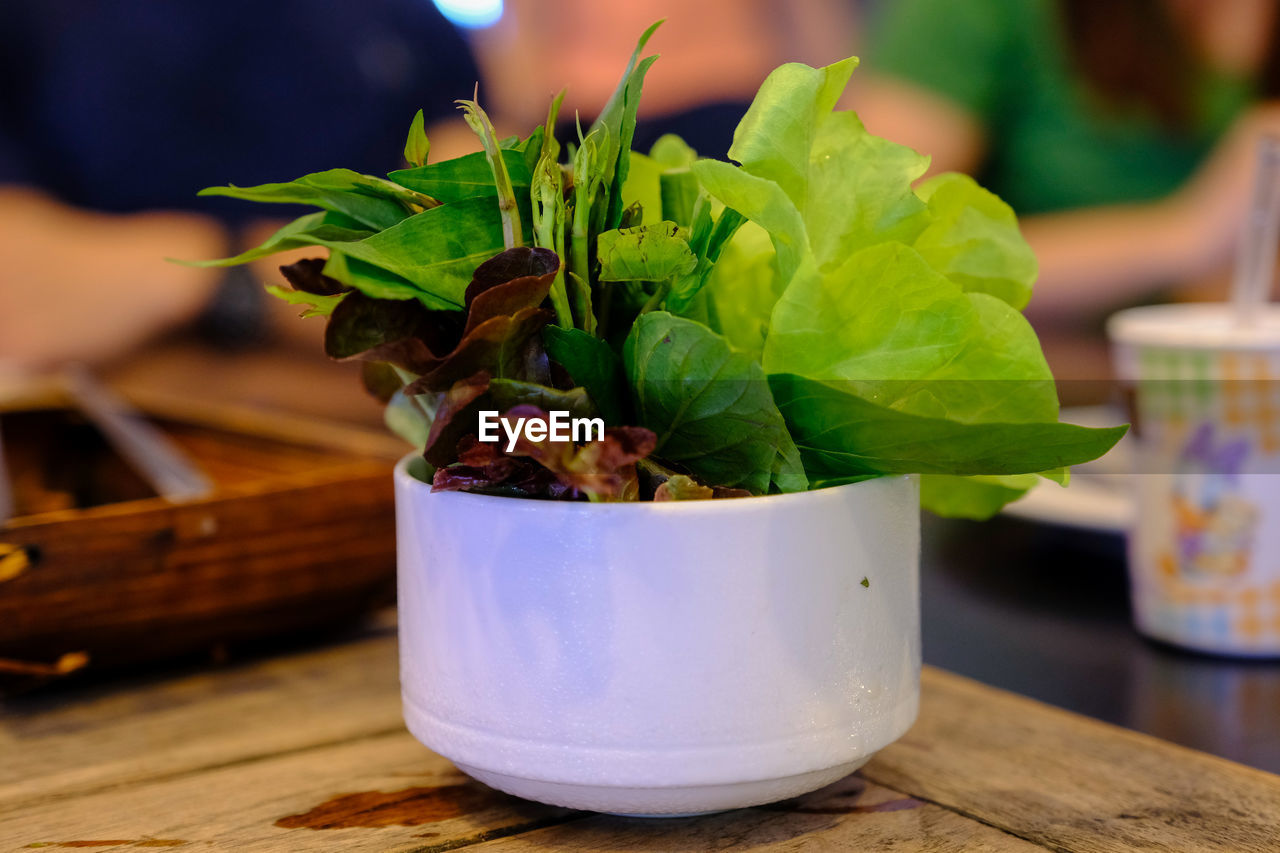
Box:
[0,387,407,688]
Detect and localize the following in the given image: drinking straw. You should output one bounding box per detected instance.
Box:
[1231,135,1280,326]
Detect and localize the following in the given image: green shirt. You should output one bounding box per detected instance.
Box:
[870,0,1251,214]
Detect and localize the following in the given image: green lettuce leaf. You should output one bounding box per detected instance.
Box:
[658,170,700,228]
[696,220,781,359]
[690,159,809,282]
[619,151,665,226]
[912,173,1038,310]
[712,59,931,272]
[918,473,1038,519]
[649,134,698,169]
[763,242,1058,424]
[597,222,697,282]
[727,59,858,204]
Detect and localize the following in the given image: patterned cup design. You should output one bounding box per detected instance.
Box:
[1114,315,1280,657]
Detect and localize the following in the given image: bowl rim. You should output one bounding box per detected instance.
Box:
[1107,303,1280,351]
[394,453,914,515]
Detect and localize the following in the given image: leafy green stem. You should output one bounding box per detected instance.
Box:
[458,93,523,249]
[532,91,573,327]
[392,365,435,425]
[639,280,670,314]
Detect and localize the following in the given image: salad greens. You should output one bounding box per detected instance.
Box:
[188,24,1124,517]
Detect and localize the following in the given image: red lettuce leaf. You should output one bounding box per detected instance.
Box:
[430,405,656,501]
[503,405,655,501]
[323,291,462,372]
[405,306,554,394]
[280,257,349,296]
[654,475,752,501]
[464,247,560,308]
[432,435,573,498]
[423,371,492,468]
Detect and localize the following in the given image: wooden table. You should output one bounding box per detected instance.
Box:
[3,616,1278,852]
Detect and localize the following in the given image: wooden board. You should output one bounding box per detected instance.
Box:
[0,390,405,686]
[1,626,1276,852]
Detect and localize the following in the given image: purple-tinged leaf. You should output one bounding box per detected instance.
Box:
[423,372,492,468]
[280,257,349,296]
[464,247,560,308]
[465,267,558,335]
[405,307,554,394]
[502,405,656,501]
[433,436,573,498]
[323,291,462,372]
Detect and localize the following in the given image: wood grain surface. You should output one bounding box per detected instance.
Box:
[1,625,1276,852]
[0,399,403,682]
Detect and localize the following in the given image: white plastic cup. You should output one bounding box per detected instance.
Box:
[1109,304,1280,656]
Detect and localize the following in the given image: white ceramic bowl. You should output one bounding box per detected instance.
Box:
[396,457,921,815]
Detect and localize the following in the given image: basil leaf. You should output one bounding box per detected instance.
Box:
[185,211,372,268]
[543,326,625,425]
[264,284,344,319]
[404,109,430,168]
[769,374,1126,478]
[589,21,662,230]
[199,169,412,230]
[306,195,532,310]
[389,148,535,204]
[320,252,424,303]
[624,312,798,493]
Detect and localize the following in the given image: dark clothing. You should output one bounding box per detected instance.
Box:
[630,101,750,162]
[0,0,480,222]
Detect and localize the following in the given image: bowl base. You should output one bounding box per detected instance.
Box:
[454,758,870,816]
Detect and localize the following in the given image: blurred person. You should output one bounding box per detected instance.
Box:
[471,0,860,158]
[854,0,1280,323]
[0,0,480,372]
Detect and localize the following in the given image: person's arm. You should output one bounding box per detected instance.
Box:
[855,78,1280,321]
[0,187,227,371]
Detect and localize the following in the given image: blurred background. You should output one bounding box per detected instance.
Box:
[6,0,1280,403]
[2,0,1278,774]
